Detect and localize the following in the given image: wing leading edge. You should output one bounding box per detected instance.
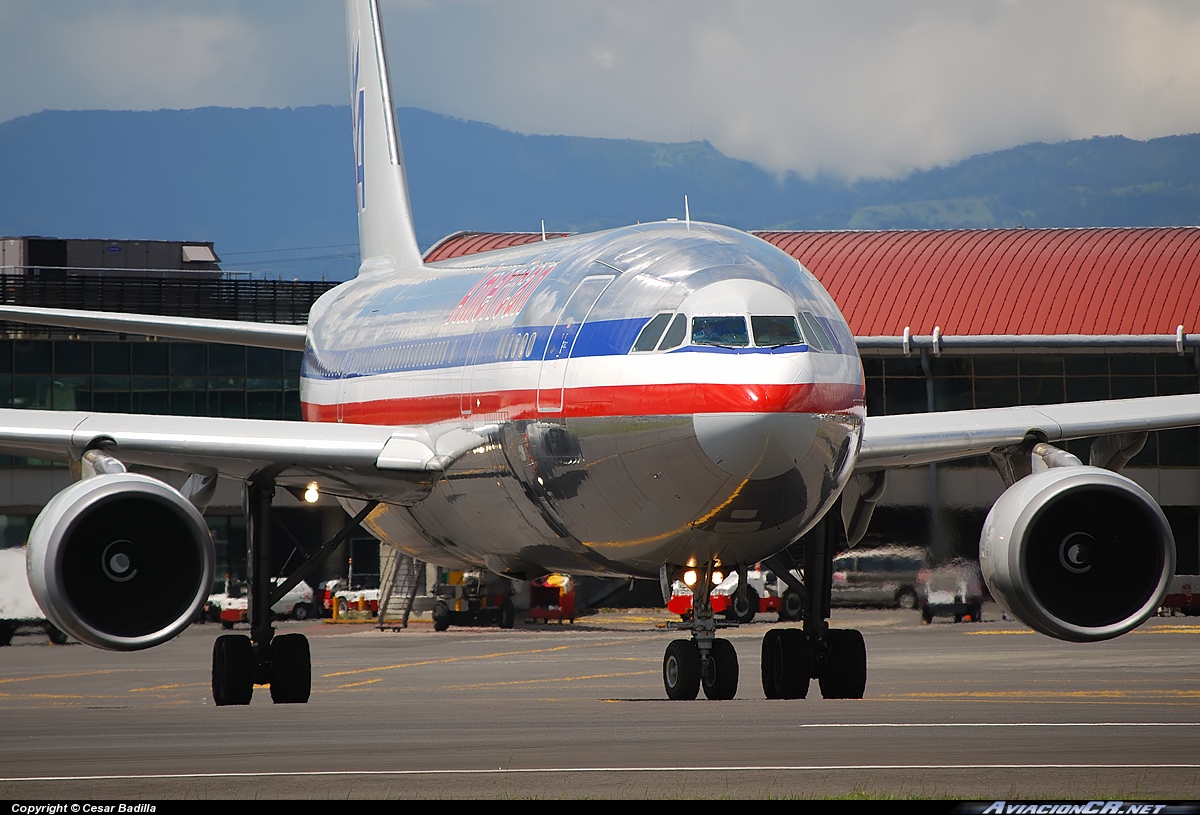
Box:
[0,408,489,505]
[857,392,1200,471]
[0,305,307,351]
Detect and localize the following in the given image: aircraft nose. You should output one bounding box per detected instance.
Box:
[693,411,820,480]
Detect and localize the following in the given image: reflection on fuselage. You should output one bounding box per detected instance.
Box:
[301,222,866,577]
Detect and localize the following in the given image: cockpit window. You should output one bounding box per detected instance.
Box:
[692,316,750,348]
[798,311,835,352]
[751,316,803,347]
[632,313,672,352]
[658,313,688,350]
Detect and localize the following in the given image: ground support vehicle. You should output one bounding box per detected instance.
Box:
[0,618,68,646]
[199,578,237,624]
[1159,575,1200,615]
[668,569,804,624]
[528,574,576,624]
[431,572,515,631]
[1,547,69,645]
[918,561,984,624]
[332,588,380,617]
[830,547,926,610]
[219,579,317,628]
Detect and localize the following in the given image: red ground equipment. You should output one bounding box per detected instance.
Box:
[528,574,576,623]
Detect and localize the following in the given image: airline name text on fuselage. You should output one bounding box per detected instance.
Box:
[447,262,556,324]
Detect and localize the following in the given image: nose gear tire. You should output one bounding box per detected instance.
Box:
[663,638,701,700]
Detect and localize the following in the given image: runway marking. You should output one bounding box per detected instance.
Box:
[966,625,1200,636]
[883,690,1200,700]
[965,630,1034,635]
[321,638,651,679]
[333,679,382,689]
[446,670,655,689]
[790,722,1200,728]
[9,763,1200,784]
[0,669,123,685]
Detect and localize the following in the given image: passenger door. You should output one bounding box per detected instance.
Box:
[536,275,614,413]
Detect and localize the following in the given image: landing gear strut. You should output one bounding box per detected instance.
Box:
[763,514,867,699]
[661,566,740,700]
[659,514,868,701]
[210,478,378,706]
[212,478,310,705]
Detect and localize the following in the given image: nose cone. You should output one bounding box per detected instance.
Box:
[693,411,820,480]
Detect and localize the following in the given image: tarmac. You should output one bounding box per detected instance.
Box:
[2,604,1199,800]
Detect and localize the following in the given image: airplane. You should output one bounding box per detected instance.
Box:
[2,0,1197,705]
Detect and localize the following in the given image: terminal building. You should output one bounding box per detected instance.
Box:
[2,227,1198,590]
[0,236,351,585]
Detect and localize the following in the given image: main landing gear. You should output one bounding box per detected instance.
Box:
[210,478,377,706]
[660,519,867,701]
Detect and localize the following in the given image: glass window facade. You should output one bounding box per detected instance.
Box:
[864,353,1200,467]
[0,339,303,466]
[0,339,301,420]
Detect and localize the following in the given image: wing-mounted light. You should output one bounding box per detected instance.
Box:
[979,446,1174,642]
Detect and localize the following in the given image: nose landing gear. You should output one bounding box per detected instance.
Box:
[660,518,868,701]
[661,571,741,700]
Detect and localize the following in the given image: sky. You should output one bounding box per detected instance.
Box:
[3,0,1200,181]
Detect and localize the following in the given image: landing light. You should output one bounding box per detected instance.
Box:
[304,482,320,504]
[683,570,698,587]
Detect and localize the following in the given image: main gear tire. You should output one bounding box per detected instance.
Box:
[269,633,311,704]
[212,634,253,706]
[701,638,739,700]
[818,628,867,699]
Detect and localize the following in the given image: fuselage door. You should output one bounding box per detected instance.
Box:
[460,330,488,416]
[336,350,355,423]
[536,274,614,413]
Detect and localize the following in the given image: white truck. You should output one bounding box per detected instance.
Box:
[217,578,317,628]
[0,547,68,645]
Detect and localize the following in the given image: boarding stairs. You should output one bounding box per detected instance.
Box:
[377,548,425,629]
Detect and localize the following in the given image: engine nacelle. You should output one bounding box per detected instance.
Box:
[980,466,1174,642]
[26,473,215,651]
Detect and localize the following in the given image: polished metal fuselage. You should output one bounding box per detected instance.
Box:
[301,222,865,578]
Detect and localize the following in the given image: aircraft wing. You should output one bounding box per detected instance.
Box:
[0,408,488,504]
[0,305,307,351]
[857,392,1200,471]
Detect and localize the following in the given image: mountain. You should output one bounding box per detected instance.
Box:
[1,106,1198,279]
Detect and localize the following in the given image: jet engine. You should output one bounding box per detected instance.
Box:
[980,466,1174,642]
[26,473,215,651]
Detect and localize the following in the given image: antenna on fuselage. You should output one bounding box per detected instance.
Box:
[684,195,691,232]
[541,219,547,242]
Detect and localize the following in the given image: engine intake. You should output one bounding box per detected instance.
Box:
[980,466,1174,642]
[26,473,215,651]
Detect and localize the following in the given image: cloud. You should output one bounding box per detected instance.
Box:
[0,1,342,117]
[3,1,1200,181]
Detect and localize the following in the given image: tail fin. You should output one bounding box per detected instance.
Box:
[346,0,425,273]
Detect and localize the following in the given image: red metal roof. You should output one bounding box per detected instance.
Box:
[424,230,557,262]
[426,227,1200,336]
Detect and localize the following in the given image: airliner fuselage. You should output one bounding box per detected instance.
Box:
[301,221,865,578]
